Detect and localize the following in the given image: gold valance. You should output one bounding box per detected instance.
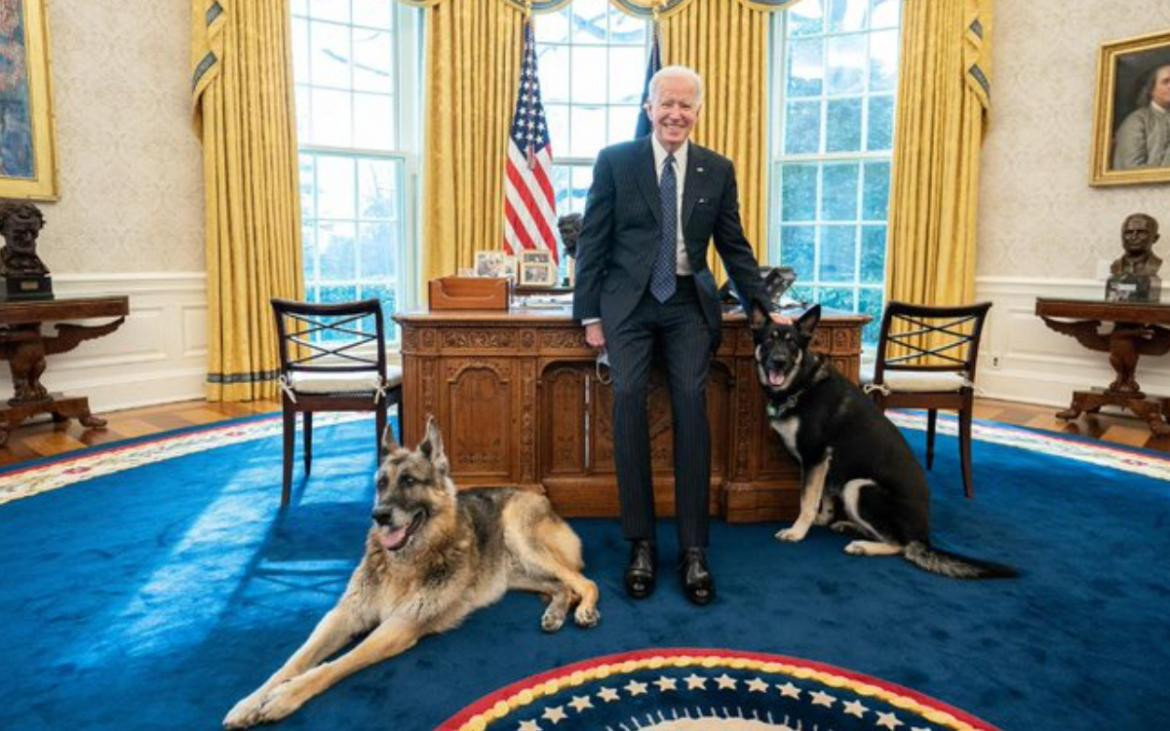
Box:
[401,0,802,19]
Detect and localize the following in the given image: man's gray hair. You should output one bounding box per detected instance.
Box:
[1136,63,1170,108]
[648,65,704,106]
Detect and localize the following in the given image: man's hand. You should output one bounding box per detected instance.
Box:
[770,312,793,326]
[585,322,606,349]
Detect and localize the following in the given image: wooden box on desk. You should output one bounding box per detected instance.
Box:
[428,277,509,311]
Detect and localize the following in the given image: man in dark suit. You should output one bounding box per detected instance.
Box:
[572,65,772,606]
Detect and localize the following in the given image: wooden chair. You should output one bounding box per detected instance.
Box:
[271,298,403,506]
[867,301,993,498]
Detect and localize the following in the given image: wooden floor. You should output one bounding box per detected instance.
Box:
[1,396,1168,468]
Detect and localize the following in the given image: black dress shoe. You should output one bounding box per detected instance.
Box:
[624,539,656,599]
[679,547,715,606]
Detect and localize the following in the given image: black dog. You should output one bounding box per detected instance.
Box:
[750,305,1015,579]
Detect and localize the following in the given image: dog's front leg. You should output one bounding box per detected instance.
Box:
[776,449,832,543]
[223,603,371,729]
[246,616,422,725]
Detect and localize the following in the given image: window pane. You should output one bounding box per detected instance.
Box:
[311,20,350,87]
[311,88,352,146]
[860,225,886,283]
[610,9,646,44]
[572,46,607,104]
[312,0,349,24]
[359,222,394,278]
[316,156,356,219]
[826,35,866,94]
[608,105,639,145]
[866,95,894,151]
[784,100,821,154]
[781,225,816,282]
[545,103,569,152]
[862,161,890,220]
[292,18,310,84]
[819,225,856,282]
[571,0,608,44]
[828,0,868,32]
[302,222,316,281]
[353,0,393,30]
[358,158,398,219]
[570,165,593,214]
[319,284,359,306]
[781,164,818,221]
[292,0,308,16]
[318,222,356,279]
[858,287,884,343]
[821,163,859,220]
[538,45,569,103]
[353,29,393,93]
[535,10,570,44]
[609,46,645,103]
[552,166,572,215]
[825,97,862,152]
[353,93,395,150]
[787,0,824,37]
[299,154,315,216]
[818,286,855,311]
[570,106,606,158]
[787,38,823,97]
[869,29,898,91]
[871,0,900,29]
[360,282,399,340]
[295,86,310,141]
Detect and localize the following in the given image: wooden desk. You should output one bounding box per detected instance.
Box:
[395,306,868,522]
[0,296,129,446]
[1035,297,1170,434]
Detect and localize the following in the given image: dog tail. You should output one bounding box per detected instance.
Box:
[903,541,1017,580]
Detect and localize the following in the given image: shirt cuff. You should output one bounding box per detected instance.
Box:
[581,317,601,326]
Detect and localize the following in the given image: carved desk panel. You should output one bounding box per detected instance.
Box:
[396,307,867,522]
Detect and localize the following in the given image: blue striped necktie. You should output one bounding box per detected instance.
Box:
[650,154,678,303]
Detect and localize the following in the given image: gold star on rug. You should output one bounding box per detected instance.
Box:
[518,720,541,731]
[567,695,592,712]
[540,705,566,724]
[777,681,802,698]
[876,710,904,729]
[746,677,770,693]
[683,673,707,689]
[623,679,648,696]
[714,673,738,690]
[842,699,868,717]
[809,689,836,707]
[653,676,677,692]
[596,686,619,703]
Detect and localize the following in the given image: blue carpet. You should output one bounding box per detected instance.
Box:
[1,417,1168,730]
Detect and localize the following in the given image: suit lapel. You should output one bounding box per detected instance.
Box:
[681,144,706,228]
[634,138,661,225]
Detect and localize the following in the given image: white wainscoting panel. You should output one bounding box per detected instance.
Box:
[0,273,208,413]
[975,276,1170,407]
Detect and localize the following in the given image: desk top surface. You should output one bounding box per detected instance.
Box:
[0,295,129,325]
[395,303,870,325]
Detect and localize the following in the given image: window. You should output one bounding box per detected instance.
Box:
[768,0,901,343]
[290,0,423,342]
[534,0,651,255]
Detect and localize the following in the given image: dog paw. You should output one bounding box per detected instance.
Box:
[775,526,808,542]
[573,605,600,628]
[843,541,867,555]
[541,607,567,633]
[251,683,305,725]
[223,691,268,729]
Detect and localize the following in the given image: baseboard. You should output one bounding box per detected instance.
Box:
[974,276,1170,407]
[0,273,208,413]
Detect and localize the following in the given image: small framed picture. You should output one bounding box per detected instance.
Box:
[1090,30,1170,186]
[473,251,516,280]
[519,250,557,286]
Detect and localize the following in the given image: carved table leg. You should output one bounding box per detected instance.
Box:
[78,410,107,428]
[1129,398,1170,436]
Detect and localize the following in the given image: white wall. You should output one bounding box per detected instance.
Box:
[975,2,1170,406]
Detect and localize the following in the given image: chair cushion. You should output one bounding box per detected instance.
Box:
[288,371,383,394]
[870,370,972,393]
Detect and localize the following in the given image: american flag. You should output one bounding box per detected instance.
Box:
[504,19,558,263]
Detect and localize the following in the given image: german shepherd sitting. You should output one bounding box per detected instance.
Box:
[750,304,1015,580]
[223,418,601,728]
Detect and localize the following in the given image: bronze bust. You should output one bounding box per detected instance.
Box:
[1110,213,1161,277]
[1106,213,1162,302]
[0,202,48,277]
[557,212,582,259]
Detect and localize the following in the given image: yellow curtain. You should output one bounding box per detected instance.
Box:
[661,0,769,284]
[190,0,304,401]
[886,0,993,307]
[422,2,524,282]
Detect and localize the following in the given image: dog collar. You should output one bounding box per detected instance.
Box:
[767,392,802,417]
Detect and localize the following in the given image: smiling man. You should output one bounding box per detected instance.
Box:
[572,65,771,606]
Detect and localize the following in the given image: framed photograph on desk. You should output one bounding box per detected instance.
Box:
[519,250,557,286]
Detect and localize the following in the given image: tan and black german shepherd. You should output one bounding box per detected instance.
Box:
[223,417,601,729]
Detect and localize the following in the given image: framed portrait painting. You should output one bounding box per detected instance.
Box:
[0,0,56,200]
[1090,30,1170,186]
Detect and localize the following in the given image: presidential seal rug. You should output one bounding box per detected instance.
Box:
[443,649,997,731]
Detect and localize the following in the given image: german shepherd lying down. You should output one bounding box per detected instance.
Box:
[750,304,1015,580]
[223,418,600,728]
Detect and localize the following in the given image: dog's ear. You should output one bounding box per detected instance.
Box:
[796,304,821,340]
[749,301,770,331]
[381,423,400,455]
[419,415,450,477]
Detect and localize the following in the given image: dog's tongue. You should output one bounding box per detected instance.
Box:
[768,371,786,388]
[378,525,410,551]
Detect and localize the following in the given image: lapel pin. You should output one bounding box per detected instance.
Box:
[696,166,705,173]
